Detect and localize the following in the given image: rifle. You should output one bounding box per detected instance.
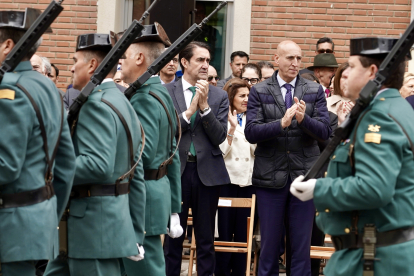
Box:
[0,0,64,83]
[303,20,414,181]
[124,1,228,100]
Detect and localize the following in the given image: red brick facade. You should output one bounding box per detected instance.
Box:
[0,0,97,89]
[250,0,411,68]
[1,0,412,87]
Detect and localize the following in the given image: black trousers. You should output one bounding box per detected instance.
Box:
[164,162,221,276]
[215,184,256,276]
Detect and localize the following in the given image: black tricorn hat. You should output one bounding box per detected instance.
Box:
[0,8,52,33]
[132,22,171,46]
[307,53,339,71]
[350,37,411,59]
[75,32,117,52]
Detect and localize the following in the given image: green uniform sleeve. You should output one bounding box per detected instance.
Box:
[168,135,182,214]
[74,100,117,184]
[314,109,404,212]
[129,140,146,244]
[0,86,33,184]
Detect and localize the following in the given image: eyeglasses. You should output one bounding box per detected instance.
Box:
[242,77,260,85]
[208,76,220,81]
[317,49,333,54]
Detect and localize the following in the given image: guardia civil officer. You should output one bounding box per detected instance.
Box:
[0,9,76,276]
[291,37,414,276]
[119,23,183,276]
[44,33,146,276]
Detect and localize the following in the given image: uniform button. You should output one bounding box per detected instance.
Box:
[324,171,328,178]
[344,228,350,234]
[245,158,249,161]
[98,89,102,92]
[144,231,146,234]
[235,158,239,161]
[287,151,290,154]
[332,155,336,160]
[325,209,330,213]
[315,212,319,216]
[181,202,183,205]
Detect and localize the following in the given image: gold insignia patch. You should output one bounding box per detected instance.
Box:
[0,89,15,100]
[368,124,381,132]
[364,133,381,144]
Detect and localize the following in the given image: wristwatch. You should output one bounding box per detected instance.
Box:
[200,106,210,114]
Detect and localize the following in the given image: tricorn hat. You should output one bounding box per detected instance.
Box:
[0,8,52,33]
[132,22,171,47]
[307,53,339,71]
[350,37,411,59]
[75,32,117,52]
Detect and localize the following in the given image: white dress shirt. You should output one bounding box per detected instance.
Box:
[277,73,296,102]
[181,77,211,123]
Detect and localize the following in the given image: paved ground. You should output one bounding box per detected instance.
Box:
[180,260,287,276]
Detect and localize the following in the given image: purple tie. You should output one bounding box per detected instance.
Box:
[284,83,293,109]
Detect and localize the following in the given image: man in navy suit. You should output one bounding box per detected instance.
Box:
[163,41,230,276]
[406,95,414,109]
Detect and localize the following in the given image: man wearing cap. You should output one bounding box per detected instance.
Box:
[0,8,76,276]
[44,33,146,276]
[119,23,182,276]
[307,53,338,98]
[291,37,414,276]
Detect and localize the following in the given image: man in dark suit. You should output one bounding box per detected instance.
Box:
[63,77,126,110]
[245,40,331,276]
[217,51,249,89]
[163,41,230,276]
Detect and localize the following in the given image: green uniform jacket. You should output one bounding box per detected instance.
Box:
[0,61,76,262]
[69,81,146,259]
[314,89,414,276]
[130,76,181,236]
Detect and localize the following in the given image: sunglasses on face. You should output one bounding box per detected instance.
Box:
[242,77,260,85]
[208,76,220,81]
[317,49,333,54]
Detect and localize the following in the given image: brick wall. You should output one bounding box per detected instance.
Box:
[250,0,411,69]
[1,0,98,89]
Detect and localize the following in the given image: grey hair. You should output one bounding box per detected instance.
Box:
[129,42,165,67]
[41,56,51,75]
[0,28,42,60]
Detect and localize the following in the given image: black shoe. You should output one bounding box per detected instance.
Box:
[279,258,286,272]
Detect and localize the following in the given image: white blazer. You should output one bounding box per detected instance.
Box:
[219,114,256,187]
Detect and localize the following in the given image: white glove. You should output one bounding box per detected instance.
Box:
[290,175,316,202]
[167,213,184,238]
[126,243,145,262]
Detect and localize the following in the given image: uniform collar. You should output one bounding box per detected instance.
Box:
[93,80,117,92]
[144,75,161,85]
[369,88,400,106]
[13,61,34,72]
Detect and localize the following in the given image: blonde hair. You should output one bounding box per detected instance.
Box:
[403,72,414,84]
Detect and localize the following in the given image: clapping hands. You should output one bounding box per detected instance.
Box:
[281,97,306,128]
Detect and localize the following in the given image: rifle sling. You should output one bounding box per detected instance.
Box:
[101,98,145,183]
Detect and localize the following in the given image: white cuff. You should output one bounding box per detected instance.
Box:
[182,112,191,124]
[200,107,211,117]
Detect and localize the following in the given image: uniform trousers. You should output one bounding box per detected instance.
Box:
[256,179,314,276]
[44,257,121,276]
[215,184,256,276]
[123,235,165,276]
[164,162,221,276]
[0,261,36,276]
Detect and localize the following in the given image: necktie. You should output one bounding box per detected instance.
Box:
[237,113,243,127]
[325,88,330,98]
[188,86,197,156]
[284,83,293,109]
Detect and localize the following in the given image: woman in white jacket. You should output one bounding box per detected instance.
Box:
[215,76,257,276]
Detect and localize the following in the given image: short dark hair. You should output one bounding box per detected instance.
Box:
[82,50,117,77]
[230,51,249,63]
[257,61,274,70]
[179,41,211,74]
[358,55,405,90]
[51,63,59,77]
[301,73,320,84]
[223,78,249,112]
[0,28,41,60]
[316,37,334,51]
[241,63,262,80]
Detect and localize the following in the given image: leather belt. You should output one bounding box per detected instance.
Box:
[144,166,168,180]
[332,226,414,251]
[0,185,55,209]
[71,183,130,198]
[187,154,197,163]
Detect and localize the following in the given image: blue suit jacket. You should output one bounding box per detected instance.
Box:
[406,95,414,109]
[165,78,230,186]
